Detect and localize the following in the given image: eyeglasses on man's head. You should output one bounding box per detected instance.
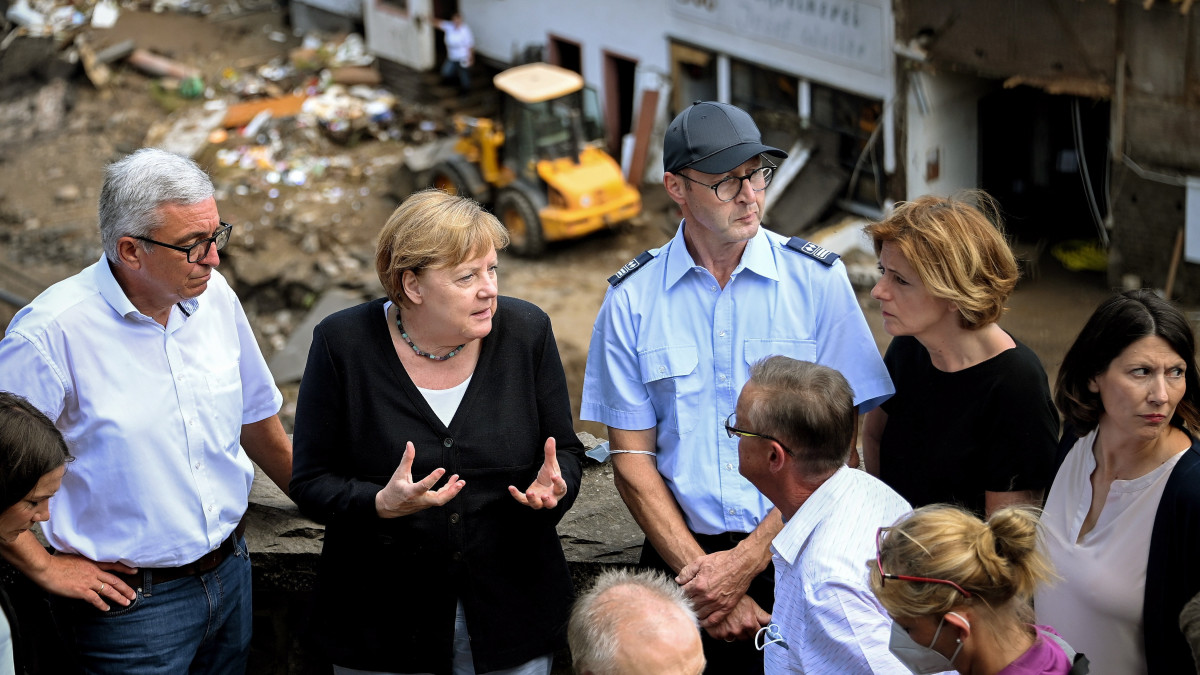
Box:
[134,222,232,264]
[678,164,775,202]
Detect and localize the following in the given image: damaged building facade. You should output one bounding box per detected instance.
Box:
[364,0,1199,296]
[366,0,899,231]
[896,0,1200,299]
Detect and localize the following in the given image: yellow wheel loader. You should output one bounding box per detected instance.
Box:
[424,63,642,256]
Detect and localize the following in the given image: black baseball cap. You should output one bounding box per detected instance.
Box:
[663,101,787,175]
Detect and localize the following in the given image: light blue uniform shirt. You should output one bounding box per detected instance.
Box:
[0,258,282,567]
[581,224,893,535]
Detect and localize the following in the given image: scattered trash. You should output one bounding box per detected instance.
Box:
[5,0,46,29]
[179,74,205,98]
[90,0,118,28]
[223,92,308,128]
[143,100,228,158]
[328,65,381,86]
[241,109,274,137]
[128,48,201,80]
[1051,240,1108,272]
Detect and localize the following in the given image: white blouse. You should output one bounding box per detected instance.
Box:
[384,301,473,427]
[1036,428,1186,675]
[417,376,472,428]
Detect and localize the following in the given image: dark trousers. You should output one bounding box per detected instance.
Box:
[638,533,775,675]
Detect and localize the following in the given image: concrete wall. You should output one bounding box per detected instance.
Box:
[896,0,1118,84]
[903,70,989,198]
[1109,163,1194,293]
[459,0,896,109]
[897,0,1200,299]
[364,0,437,70]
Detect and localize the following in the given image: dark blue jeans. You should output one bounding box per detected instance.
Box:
[55,536,253,674]
[441,59,470,92]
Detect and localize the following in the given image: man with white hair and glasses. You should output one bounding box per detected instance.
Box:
[0,147,291,673]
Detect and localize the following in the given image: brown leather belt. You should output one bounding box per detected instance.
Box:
[116,521,246,588]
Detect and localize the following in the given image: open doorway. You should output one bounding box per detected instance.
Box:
[603,51,637,160]
[978,85,1110,245]
[548,35,581,74]
[430,0,459,68]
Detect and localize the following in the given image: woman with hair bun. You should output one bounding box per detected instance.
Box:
[871,505,1088,675]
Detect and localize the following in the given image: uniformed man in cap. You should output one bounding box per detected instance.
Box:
[581,101,893,671]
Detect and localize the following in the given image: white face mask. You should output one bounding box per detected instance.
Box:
[888,612,968,675]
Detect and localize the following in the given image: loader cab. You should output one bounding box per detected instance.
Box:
[495,63,606,182]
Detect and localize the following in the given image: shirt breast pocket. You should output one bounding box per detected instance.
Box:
[638,346,701,437]
[205,360,243,450]
[743,339,817,368]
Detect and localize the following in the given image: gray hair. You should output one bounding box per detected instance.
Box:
[98,148,214,263]
[569,568,699,675]
[743,356,855,475]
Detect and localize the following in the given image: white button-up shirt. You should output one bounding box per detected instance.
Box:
[582,224,893,534]
[767,467,911,674]
[0,257,281,567]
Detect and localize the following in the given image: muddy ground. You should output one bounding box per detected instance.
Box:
[0,3,1152,442]
[0,5,684,437]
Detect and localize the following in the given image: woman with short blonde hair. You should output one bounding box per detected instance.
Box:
[862,191,1058,517]
[293,189,583,674]
[864,192,1016,329]
[375,189,509,307]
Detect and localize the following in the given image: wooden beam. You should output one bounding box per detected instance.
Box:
[626,88,659,186]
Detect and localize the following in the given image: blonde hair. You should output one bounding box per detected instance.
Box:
[870,505,1054,625]
[375,189,509,307]
[864,191,1018,329]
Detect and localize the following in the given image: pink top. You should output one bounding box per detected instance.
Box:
[998,626,1077,675]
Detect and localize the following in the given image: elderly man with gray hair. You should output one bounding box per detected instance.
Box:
[732,356,911,674]
[569,568,705,675]
[0,147,292,673]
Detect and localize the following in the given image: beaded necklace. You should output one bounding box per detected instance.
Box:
[396,315,466,361]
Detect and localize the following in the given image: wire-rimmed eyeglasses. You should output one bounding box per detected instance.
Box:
[134,222,232,263]
[724,413,792,455]
[875,527,973,598]
[678,164,775,202]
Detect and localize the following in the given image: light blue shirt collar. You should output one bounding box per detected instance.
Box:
[663,220,782,289]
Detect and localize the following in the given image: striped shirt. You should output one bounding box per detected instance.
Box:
[766,466,912,674]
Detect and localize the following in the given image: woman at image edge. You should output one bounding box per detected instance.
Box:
[1036,289,1200,674]
[861,192,1058,517]
[290,189,585,675]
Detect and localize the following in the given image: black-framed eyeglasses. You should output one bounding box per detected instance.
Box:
[134,222,232,264]
[724,413,792,455]
[875,527,973,597]
[678,164,775,202]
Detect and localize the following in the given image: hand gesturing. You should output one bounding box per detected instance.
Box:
[508,437,568,509]
[375,442,465,518]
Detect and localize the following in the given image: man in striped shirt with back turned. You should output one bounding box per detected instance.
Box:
[733,356,910,674]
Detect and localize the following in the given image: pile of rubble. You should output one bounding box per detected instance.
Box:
[0,0,479,364]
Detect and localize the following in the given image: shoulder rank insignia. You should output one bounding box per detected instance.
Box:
[784,237,839,266]
[608,249,658,286]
